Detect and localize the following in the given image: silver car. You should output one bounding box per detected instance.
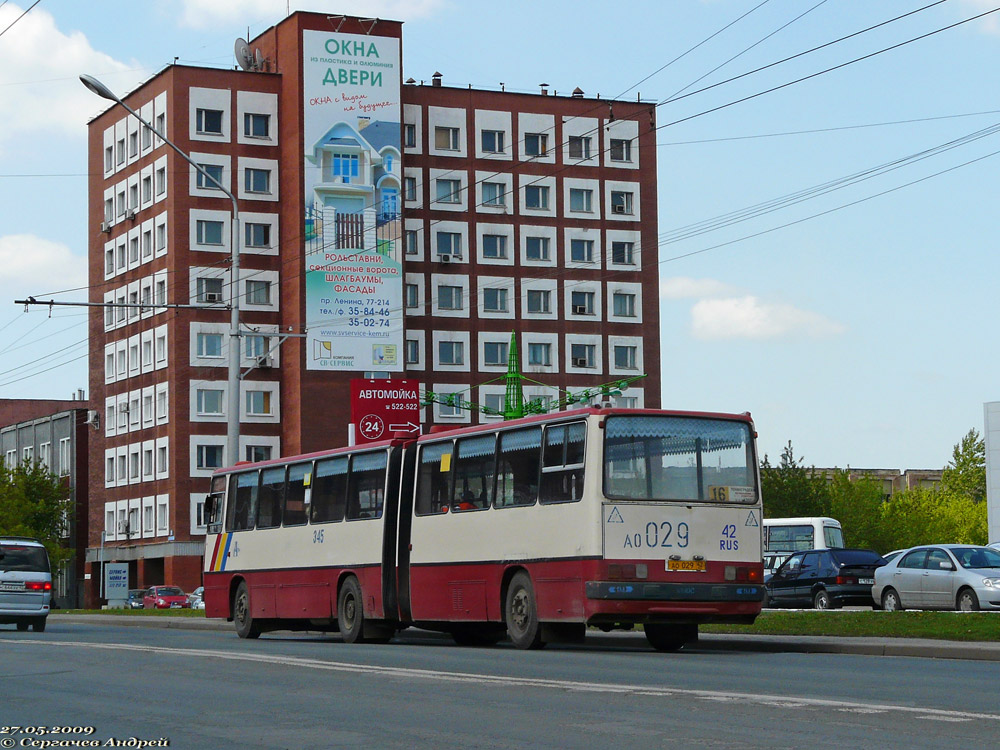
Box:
[0,537,52,632]
[872,544,1000,612]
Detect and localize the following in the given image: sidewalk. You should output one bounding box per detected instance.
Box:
[49,614,1000,661]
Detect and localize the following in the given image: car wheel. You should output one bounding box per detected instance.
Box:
[233,581,261,639]
[957,588,980,612]
[813,590,832,610]
[16,621,29,632]
[882,588,904,612]
[32,617,46,633]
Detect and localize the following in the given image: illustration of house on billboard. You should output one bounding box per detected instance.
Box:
[305,117,401,257]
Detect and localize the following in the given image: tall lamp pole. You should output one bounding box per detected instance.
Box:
[81,74,242,466]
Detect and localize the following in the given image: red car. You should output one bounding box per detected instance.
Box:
[142,585,190,609]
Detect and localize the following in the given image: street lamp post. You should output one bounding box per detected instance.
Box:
[81,74,242,466]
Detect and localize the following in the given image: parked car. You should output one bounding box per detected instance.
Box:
[763,552,791,584]
[126,589,146,609]
[987,542,1000,552]
[187,586,204,609]
[873,544,1000,611]
[143,585,190,609]
[765,548,886,609]
[0,537,52,632]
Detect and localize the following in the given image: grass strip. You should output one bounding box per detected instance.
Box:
[703,610,1000,641]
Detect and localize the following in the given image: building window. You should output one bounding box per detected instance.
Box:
[524,133,548,157]
[155,167,166,195]
[482,234,506,259]
[197,277,224,303]
[246,445,272,463]
[528,342,551,366]
[403,176,417,202]
[436,232,462,258]
[244,113,270,138]
[156,390,168,419]
[525,236,550,261]
[482,287,508,313]
[611,191,634,215]
[142,230,152,260]
[141,126,152,150]
[104,146,113,172]
[197,445,225,470]
[613,292,637,317]
[197,332,224,358]
[328,153,358,179]
[611,241,635,265]
[614,345,638,370]
[155,224,166,253]
[570,239,595,263]
[524,185,549,210]
[571,344,596,368]
[435,178,461,203]
[141,176,152,203]
[116,138,125,165]
[482,130,505,153]
[405,283,419,308]
[196,108,223,135]
[245,168,271,194]
[438,395,462,418]
[197,389,224,415]
[245,223,271,248]
[196,163,224,190]
[482,182,505,207]
[58,438,71,477]
[610,138,632,162]
[526,290,551,314]
[246,390,272,416]
[155,279,167,306]
[129,132,138,157]
[434,126,460,150]
[438,341,464,366]
[483,342,508,366]
[438,285,463,311]
[156,445,167,474]
[196,220,224,245]
[246,279,271,305]
[405,339,419,364]
[404,229,418,255]
[571,291,595,315]
[403,123,416,148]
[245,335,269,359]
[568,136,592,159]
[104,249,114,275]
[569,188,593,213]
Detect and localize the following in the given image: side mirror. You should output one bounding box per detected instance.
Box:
[939,561,954,571]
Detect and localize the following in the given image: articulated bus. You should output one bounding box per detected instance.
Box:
[202,408,765,651]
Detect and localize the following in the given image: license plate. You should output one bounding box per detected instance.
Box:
[170,603,181,608]
[667,560,707,572]
[859,578,874,585]
[0,583,25,591]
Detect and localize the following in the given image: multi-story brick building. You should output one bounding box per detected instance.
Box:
[84,11,660,603]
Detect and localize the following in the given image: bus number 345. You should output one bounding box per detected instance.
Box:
[313,530,325,544]
[624,521,690,549]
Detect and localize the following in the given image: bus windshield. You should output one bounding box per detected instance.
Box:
[603,415,756,502]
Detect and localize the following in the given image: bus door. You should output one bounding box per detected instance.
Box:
[381,446,405,623]
[394,443,418,623]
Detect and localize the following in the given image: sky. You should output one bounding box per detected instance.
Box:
[1,0,998,471]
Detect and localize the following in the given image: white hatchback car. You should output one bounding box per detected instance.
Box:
[873,544,1000,611]
[0,537,52,632]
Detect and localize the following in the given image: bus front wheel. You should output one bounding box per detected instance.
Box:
[505,572,544,650]
[338,576,365,643]
[234,581,262,639]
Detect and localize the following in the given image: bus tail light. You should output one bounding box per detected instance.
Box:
[25,582,52,591]
[607,564,648,580]
[725,566,756,582]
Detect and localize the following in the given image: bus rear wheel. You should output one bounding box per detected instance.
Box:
[337,576,365,643]
[234,581,261,639]
[645,623,697,652]
[505,572,545,650]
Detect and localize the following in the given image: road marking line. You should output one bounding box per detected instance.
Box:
[3,638,998,722]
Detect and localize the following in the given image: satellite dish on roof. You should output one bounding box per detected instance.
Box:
[234,38,255,71]
[254,48,266,71]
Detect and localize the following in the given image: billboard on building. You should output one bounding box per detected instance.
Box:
[302,30,403,371]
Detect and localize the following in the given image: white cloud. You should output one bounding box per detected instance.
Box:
[175,0,448,29]
[961,1,1000,35]
[0,235,88,297]
[0,4,133,146]
[660,276,738,300]
[691,296,846,340]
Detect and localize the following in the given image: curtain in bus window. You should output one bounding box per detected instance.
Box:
[346,451,387,520]
[604,416,755,502]
[311,456,348,523]
[283,462,311,526]
[452,434,496,511]
[416,441,452,515]
[256,467,285,528]
[495,426,542,508]
[227,471,259,531]
[540,422,586,504]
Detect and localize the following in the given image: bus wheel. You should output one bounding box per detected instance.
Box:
[505,572,544,650]
[644,623,697,652]
[234,581,261,639]
[338,577,365,644]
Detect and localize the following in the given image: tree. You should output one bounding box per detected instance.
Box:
[0,459,73,570]
[826,471,891,551]
[760,441,829,518]
[940,429,986,503]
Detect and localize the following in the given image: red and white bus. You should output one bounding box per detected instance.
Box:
[202,407,764,651]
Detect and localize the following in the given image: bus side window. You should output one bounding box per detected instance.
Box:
[540,422,586,504]
[452,434,496,511]
[346,451,387,521]
[494,427,541,508]
[416,442,452,515]
[311,456,348,523]
[283,462,311,526]
[228,471,259,532]
[257,467,285,529]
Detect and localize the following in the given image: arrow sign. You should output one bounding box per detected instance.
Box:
[351,379,421,446]
[389,421,420,434]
